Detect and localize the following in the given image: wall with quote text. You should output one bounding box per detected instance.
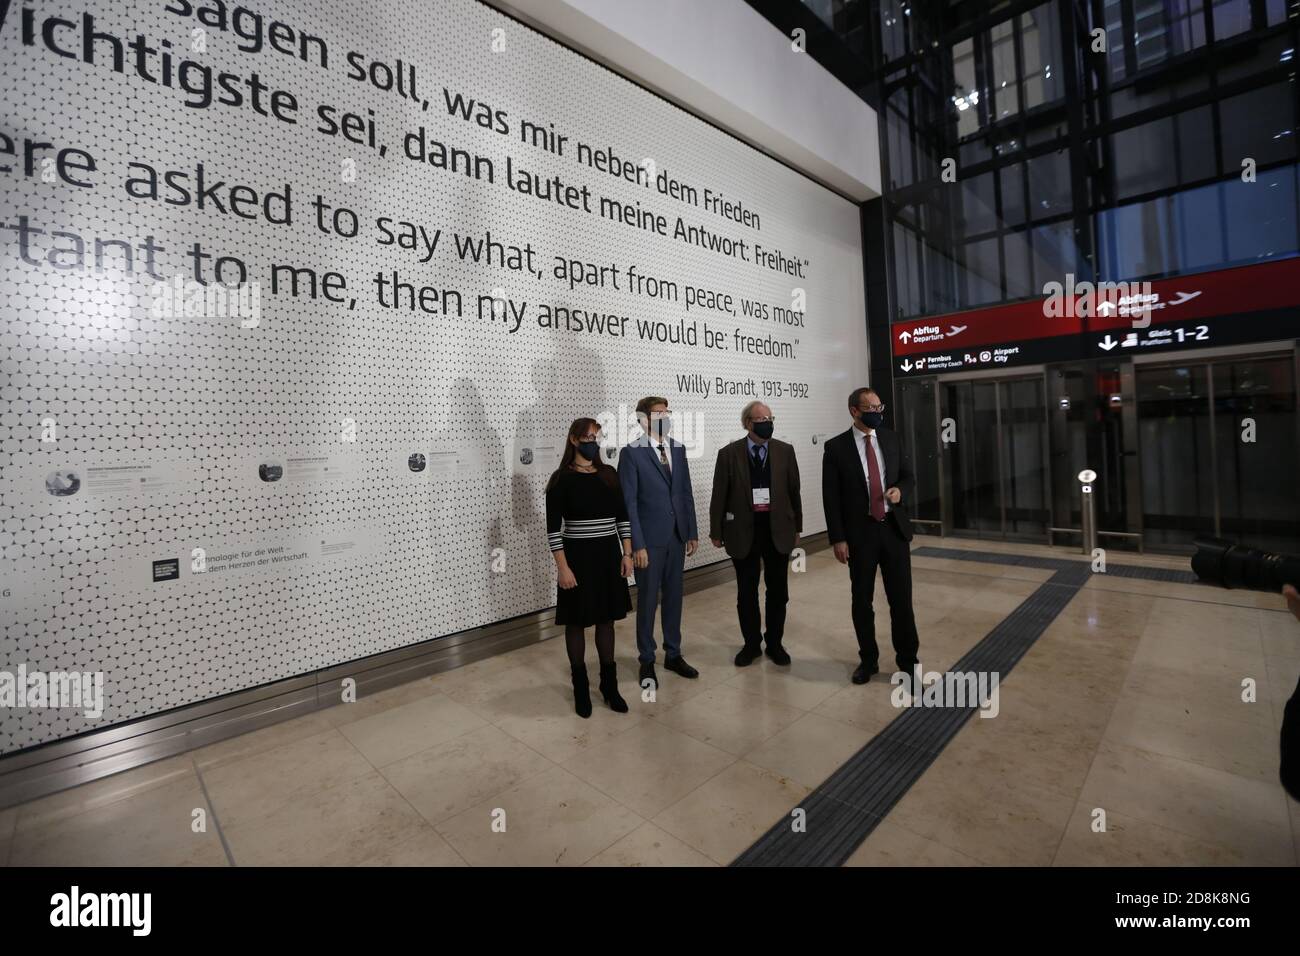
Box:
[0,0,867,751]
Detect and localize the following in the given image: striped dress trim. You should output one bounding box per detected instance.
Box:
[548,518,631,551]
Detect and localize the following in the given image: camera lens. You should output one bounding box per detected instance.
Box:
[1193,537,1300,592]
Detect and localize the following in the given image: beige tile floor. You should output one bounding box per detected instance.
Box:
[4,537,1298,867]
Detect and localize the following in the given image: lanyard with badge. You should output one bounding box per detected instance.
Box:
[751,446,771,512]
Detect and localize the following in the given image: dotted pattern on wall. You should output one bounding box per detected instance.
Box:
[0,0,868,752]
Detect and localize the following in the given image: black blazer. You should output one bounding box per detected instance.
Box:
[708,437,802,558]
[822,426,915,543]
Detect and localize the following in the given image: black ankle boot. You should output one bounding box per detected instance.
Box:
[599,662,628,713]
[571,665,592,718]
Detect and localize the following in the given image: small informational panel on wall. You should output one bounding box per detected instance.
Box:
[0,0,868,750]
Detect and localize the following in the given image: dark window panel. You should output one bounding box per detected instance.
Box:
[1030,219,1081,289]
[959,171,999,234]
[1019,2,1064,109]
[1222,163,1300,263]
[1003,227,1035,297]
[961,236,1003,307]
[990,18,1021,122]
[1212,0,1255,40]
[1027,150,1071,219]
[1001,162,1027,225]
[1109,106,1215,201]
[1218,82,1298,171]
[1216,33,1296,84]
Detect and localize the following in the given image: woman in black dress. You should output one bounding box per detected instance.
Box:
[546,418,634,717]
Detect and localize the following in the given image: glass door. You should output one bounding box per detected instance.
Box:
[943,374,1050,539]
[946,379,1002,535]
[1212,356,1299,553]
[894,377,942,532]
[1135,363,1215,549]
[1000,377,1050,537]
[1136,352,1299,552]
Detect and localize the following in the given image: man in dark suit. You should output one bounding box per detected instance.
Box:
[709,401,802,666]
[619,396,700,686]
[822,386,920,686]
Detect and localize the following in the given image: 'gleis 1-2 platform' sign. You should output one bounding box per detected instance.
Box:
[891,257,1300,376]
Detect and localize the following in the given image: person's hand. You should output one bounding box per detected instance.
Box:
[1284,584,1300,623]
[634,548,649,569]
[686,538,698,557]
[710,537,722,548]
[833,541,850,564]
[794,533,801,548]
[620,554,634,579]
[558,567,577,589]
[885,486,902,504]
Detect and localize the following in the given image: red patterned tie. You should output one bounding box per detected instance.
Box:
[864,434,886,521]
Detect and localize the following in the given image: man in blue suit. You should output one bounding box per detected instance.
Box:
[619,395,700,687]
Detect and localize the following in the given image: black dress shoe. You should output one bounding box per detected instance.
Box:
[764,643,791,666]
[734,644,762,667]
[638,661,658,688]
[851,663,879,685]
[664,655,699,679]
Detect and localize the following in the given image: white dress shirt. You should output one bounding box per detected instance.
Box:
[855,427,890,513]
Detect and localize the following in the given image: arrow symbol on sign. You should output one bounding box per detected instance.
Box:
[900,359,913,372]
[1098,335,1118,351]
[899,330,911,343]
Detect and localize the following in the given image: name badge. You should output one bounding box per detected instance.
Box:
[752,488,771,511]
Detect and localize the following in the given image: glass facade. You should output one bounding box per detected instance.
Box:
[865,0,1300,321]
[754,0,1300,552]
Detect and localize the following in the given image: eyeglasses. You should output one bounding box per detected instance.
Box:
[856,403,886,413]
[750,416,775,424]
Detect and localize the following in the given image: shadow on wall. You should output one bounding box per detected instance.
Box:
[427,376,507,615]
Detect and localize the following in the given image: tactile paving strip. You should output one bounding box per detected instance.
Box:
[731,547,1198,866]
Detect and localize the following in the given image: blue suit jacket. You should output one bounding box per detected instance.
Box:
[618,439,698,550]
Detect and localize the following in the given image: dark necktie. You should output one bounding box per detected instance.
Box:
[751,446,764,469]
[658,443,670,472]
[864,434,886,521]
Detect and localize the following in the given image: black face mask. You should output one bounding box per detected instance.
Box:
[859,411,884,430]
[576,440,600,463]
[752,421,774,440]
